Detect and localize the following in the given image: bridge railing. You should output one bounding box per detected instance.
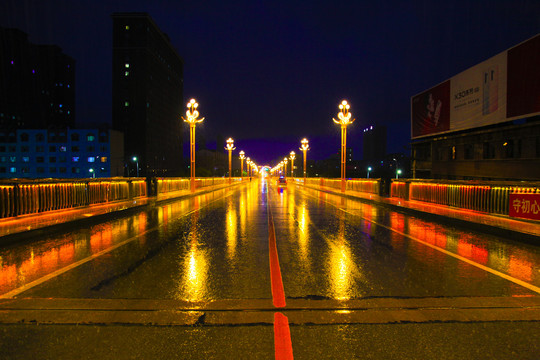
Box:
[391,179,540,216]
[0,178,146,219]
[156,177,242,195]
[303,178,380,194]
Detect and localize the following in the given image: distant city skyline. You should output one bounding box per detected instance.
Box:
[1,0,539,165]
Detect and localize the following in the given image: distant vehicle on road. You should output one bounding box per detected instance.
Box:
[277,176,287,187]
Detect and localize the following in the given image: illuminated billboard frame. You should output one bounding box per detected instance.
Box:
[412,34,540,140]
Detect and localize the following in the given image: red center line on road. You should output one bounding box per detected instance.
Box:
[274,312,294,360]
[268,203,286,308]
[266,184,294,359]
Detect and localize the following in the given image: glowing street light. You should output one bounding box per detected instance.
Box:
[396,169,402,179]
[246,157,251,179]
[132,156,139,177]
[367,166,372,178]
[225,138,236,184]
[182,98,205,192]
[299,138,309,184]
[89,168,95,178]
[239,150,245,181]
[333,100,355,192]
[289,151,296,178]
[283,157,288,179]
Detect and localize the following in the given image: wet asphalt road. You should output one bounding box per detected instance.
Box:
[0,179,539,359]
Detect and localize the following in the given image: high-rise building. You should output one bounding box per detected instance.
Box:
[0,27,75,131]
[112,13,184,177]
[363,125,387,161]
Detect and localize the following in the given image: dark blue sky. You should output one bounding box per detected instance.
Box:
[1,0,539,165]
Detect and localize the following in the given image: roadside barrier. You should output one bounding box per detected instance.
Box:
[156,177,240,195]
[0,178,148,219]
[304,178,380,195]
[392,179,539,216]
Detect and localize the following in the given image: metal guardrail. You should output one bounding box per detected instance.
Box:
[0,178,146,219]
[303,178,380,194]
[391,179,540,216]
[156,177,242,194]
[0,176,244,220]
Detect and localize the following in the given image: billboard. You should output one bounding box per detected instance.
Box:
[412,34,540,140]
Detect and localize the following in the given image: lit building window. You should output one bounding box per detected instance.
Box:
[9,167,16,173]
[87,134,95,142]
[125,71,129,76]
[22,157,30,162]
[88,157,95,163]
[125,63,130,68]
[125,25,129,30]
[101,157,108,163]
[72,157,79,162]
[125,101,129,107]
[60,146,67,152]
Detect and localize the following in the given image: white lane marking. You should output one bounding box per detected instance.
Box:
[300,189,540,295]
[1,191,236,299]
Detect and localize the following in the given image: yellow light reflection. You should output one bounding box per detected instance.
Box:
[327,214,356,300]
[297,202,309,262]
[328,242,354,300]
[226,198,237,259]
[181,212,208,302]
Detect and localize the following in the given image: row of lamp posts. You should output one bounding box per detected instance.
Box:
[273,100,353,192]
[182,98,368,193]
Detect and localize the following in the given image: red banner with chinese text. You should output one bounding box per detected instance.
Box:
[509,193,540,221]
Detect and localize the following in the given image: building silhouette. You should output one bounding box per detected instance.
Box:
[363,125,387,162]
[112,13,183,177]
[0,128,124,178]
[0,27,75,131]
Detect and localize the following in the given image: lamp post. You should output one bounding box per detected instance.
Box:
[396,169,402,179]
[299,138,309,184]
[333,100,355,192]
[246,158,251,180]
[89,168,95,178]
[367,166,372,179]
[182,98,205,192]
[289,151,295,178]
[132,156,139,177]
[283,158,288,179]
[239,151,245,181]
[225,138,235,184]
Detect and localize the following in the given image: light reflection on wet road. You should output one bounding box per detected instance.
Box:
[1,179,540,358]
[0,179,539,300]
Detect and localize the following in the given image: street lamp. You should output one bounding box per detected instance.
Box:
[283,157,288,179]
[333,100,355,192]
[225,138,235,184]
[246,157,251,179]
[367,166,372,179]
[300,138,309,184]
[289,151,296,178]
[132,156,139,177]
[396,169,402,179]
[239,150,245,181]
[89,168,95,178]
[182,98,205,192]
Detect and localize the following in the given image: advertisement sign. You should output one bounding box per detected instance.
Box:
[509,193,540,221]
[507,34,540,118]
[411,34,540,140]
[411,81,450,138]
[450,52,507,132]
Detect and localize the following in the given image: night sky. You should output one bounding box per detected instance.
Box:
[1,1,539,165]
